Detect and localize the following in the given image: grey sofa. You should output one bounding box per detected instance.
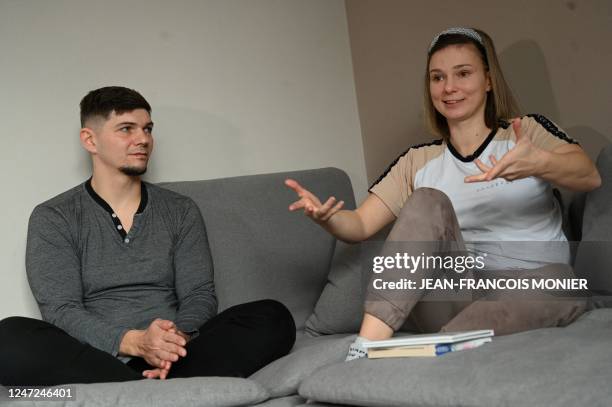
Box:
[1,144,611,407]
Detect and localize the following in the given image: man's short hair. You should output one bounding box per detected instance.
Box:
[80,86,151,127]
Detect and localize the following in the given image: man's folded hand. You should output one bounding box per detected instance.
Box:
[119,319,188,376]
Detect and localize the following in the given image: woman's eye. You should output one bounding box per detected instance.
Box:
[431,75,443,82]
[459,70,471,77]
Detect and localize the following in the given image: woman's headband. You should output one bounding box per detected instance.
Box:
[428,27,483,53]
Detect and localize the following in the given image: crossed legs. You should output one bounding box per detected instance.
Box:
[358,188,586,342]
[0,299,295,386]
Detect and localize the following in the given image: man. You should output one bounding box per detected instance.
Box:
[0,86,295,385]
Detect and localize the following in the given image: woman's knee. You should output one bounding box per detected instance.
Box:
[390,188,460,241]
[400,188,454,219]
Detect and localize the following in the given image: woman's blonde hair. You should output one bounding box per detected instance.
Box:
[423,28,520,140]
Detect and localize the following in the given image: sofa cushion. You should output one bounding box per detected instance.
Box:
[251,333,354,398]
[254,395,306,407]
[160,167,356,330]
[580,143,612,241]
[305,237,419,336]
[0,377,269,407]
[304,242,365,335]
[573,143,612,304]
[298,309,612,407]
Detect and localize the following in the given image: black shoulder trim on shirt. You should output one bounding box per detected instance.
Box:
[447,127,497,163]
[369,139,443,190]
[526,114,578,145]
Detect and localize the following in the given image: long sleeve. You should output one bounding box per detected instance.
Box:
[26,205,129,356]
[173,200,217,333]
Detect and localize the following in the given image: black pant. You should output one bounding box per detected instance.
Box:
[0,299,295,386]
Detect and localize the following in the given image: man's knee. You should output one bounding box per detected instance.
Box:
[249,299,296,351]
[252,299,295,331]
[0,317,67,360]
[0,316,40,341]
[0,317,45,385]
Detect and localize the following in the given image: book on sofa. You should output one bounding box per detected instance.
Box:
[363,330,494,359]
[366,337,492,358]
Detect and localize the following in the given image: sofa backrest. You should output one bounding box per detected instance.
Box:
[159,167,356,330]
[579,143,612,241]
[573,143,612,303]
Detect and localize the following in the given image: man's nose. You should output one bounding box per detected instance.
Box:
[133,128,151,145]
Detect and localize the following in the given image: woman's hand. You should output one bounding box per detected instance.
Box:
[285,179,344,224]
[465,119,544,183]
[285,178,395,242]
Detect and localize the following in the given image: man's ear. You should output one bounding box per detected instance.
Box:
[80,128,97,154]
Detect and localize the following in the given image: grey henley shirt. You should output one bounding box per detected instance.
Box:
[26,181,217,356]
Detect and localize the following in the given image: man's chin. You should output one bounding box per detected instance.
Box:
[119,166,147,177]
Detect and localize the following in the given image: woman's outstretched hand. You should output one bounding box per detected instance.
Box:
[285,179,344,224]
[465,119,543,183]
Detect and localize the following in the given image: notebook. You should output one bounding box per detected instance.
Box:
[362,329,494,349]
[366,337,492,358]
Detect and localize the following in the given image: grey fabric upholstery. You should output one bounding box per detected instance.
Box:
[160,167,356,330]
[304,238,408,336]
[299,309,612,407]
[304,242,365,335]
[296,404,346,407]
[251,334,354,398]
[254,395,306,407]
[0,377,269,407]
[573,143,612,305]
[580,143,612,241]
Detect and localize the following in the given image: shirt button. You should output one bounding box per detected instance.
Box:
[117,225,123,230]
[112,213,117,218]
[124,238,130,243]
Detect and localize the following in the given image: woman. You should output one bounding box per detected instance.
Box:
[286,27,601,360]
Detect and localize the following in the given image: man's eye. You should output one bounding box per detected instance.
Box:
[120,127,131,132]
[144,127,153,134]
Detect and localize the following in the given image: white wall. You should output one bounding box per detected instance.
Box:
[0,0,367,319]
